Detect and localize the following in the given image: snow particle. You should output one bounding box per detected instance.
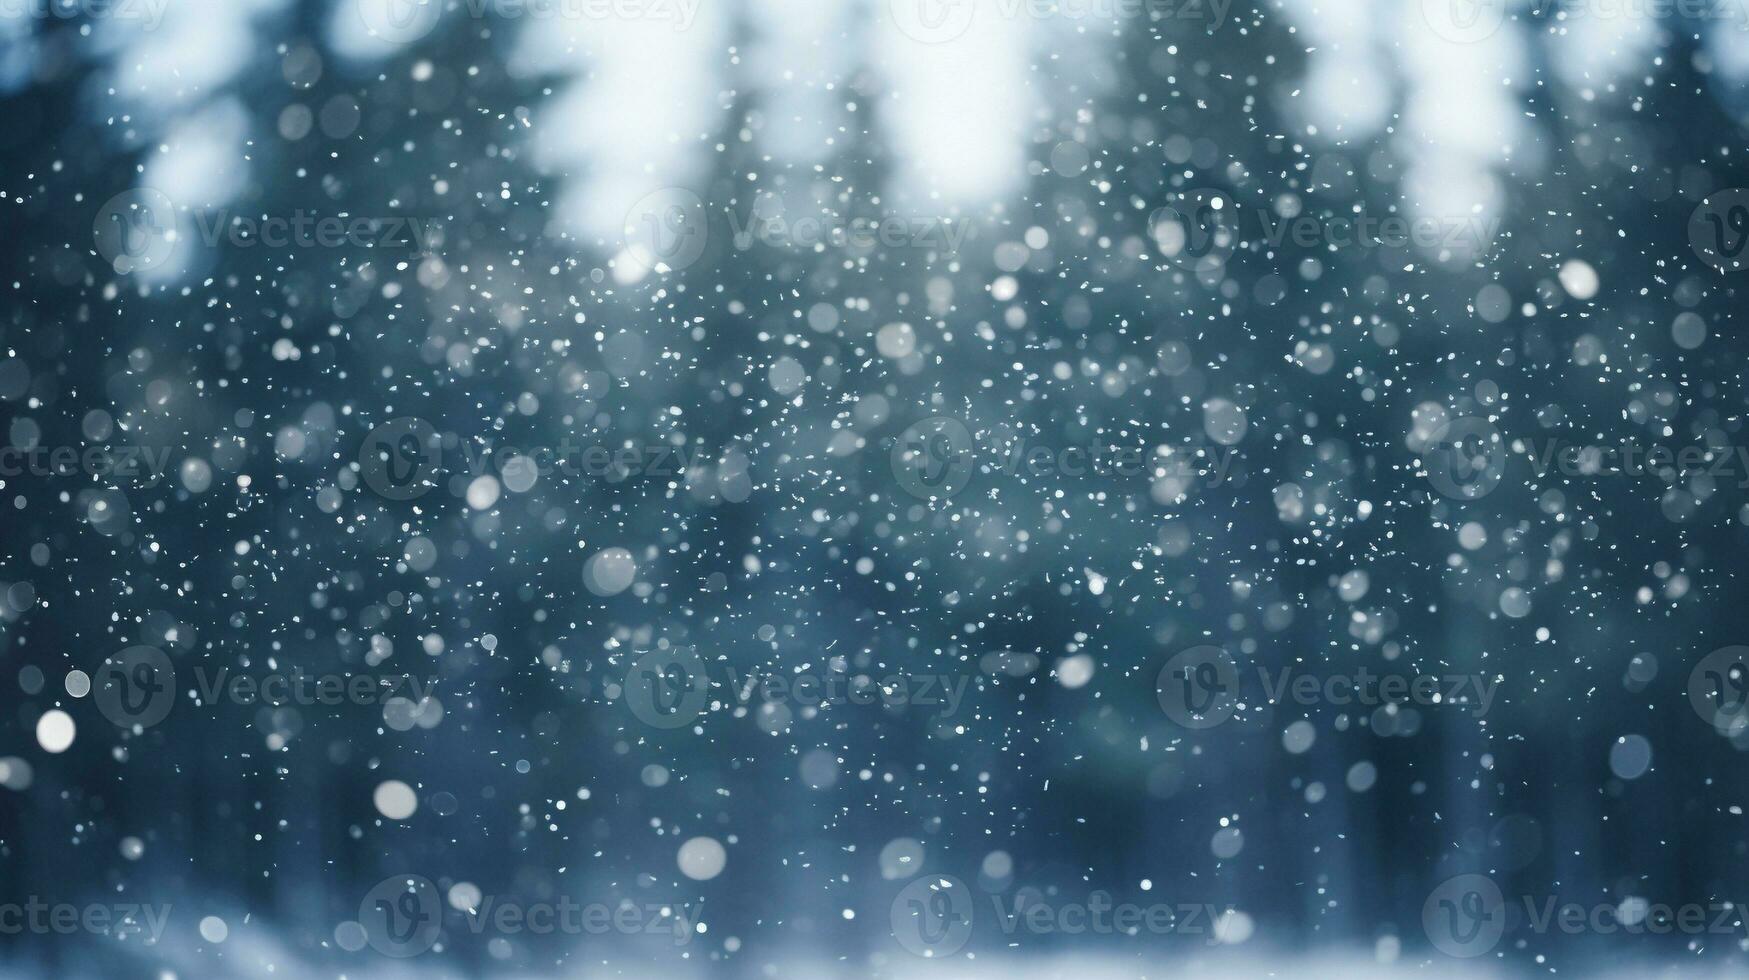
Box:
[677,836,727,881]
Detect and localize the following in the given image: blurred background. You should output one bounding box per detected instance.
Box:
[4,0,1749,976]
